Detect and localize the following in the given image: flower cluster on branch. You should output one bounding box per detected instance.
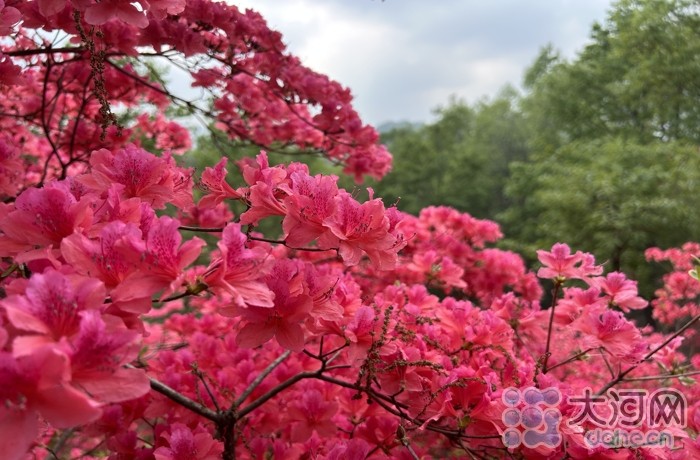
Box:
[0,1,698,459]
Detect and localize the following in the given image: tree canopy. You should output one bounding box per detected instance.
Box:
[374,90,528,218]
[380,0,700,295]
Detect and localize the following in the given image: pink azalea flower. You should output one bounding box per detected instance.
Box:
[180,202,234,229]
[239,180,288,225]
[198,157,242,209]
[578,252,604,278]
[354,415,399,450]
[236,260,313,351]
[320,190,399,270]
[0,180,93,258]
[0,348,102,460]
[537,243,602,281]
[0,318,6,350]
[134,113,191,154]
[144,0,187,20]
[295,264,344,330]
[1,270,106,356]
[204,223,274,310]
[154,423,222,460]
[78,145,183,209]
[281,171,338,247]
[67,311,150,403]
[287,388,339,442]
[322,439,371,460]
[345,306,376,362]
[239,151,280,187]
[105,430,154,459]
[84,0,149,28]
[118,215,204,300]
[578,309,647,363]
[0,1,21,37]
[61,221,152,313]
[554,287,605,325]
[36,0,65,17]
[408,250,467,290]
[375,347,423,395]
[237,152,290,225]
[589,271,648,312]
[88,185,144,236]
[0,52,24,86]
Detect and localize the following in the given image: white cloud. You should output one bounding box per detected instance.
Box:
[231,0,613,125]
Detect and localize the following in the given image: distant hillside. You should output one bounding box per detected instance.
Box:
[376,120,423,133]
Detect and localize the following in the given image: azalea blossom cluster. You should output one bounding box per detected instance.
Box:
[0,0,390,187]
[646,243,700,327]
[0,1,698,460]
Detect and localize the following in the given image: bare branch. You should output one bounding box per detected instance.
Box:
[147,375,220,422]
[234,350,291,408]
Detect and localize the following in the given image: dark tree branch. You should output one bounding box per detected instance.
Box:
[147,376,220,422]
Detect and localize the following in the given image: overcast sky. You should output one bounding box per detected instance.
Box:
[233,0,615,126]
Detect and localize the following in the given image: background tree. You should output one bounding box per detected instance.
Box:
[499,0,700,295]
[374,89,528,218]
[521,0,700,147]
[502,138,700,298]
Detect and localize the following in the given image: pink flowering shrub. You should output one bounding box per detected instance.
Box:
[0,2,698,459]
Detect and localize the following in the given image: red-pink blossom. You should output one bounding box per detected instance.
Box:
[282,171,339,247]
[578,309,647,363]
[0,348,102,460]
[204,223,274,310]
[0,137,26,197]
[0,1,21,35]
[589,271,648,312]
[0,180,93,259]
[154,423,222,460]
[61,221,152,313]
[78,145,187,209]
[321,439,371,460]
[537,242,602,280]
[84,0,149,28]
[236,260,313,351]
[321,190,399,269]
[198,157,243,209]
[0,52,24,86]
[1,270,105,355]
[287,388,339,442]
[117,215,204,300]
[66,310,150,403]
[0,1,698,458]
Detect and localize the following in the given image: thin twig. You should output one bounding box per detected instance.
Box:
[192,364,221,412]
[596,312,700,395]
[234,350,291,408]
[247,235,339,253]
[546,348,595,372]
[542,280,563,373]
[236,370,318,419]
[147,375,219,422]
[180,225,225,232]
[621,369,700,382]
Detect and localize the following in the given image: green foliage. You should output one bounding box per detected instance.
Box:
[501,0,700,296]
[689,257,700,281]
[501,138,700,296]
[524,0,700,146]
[374,90,528,218]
